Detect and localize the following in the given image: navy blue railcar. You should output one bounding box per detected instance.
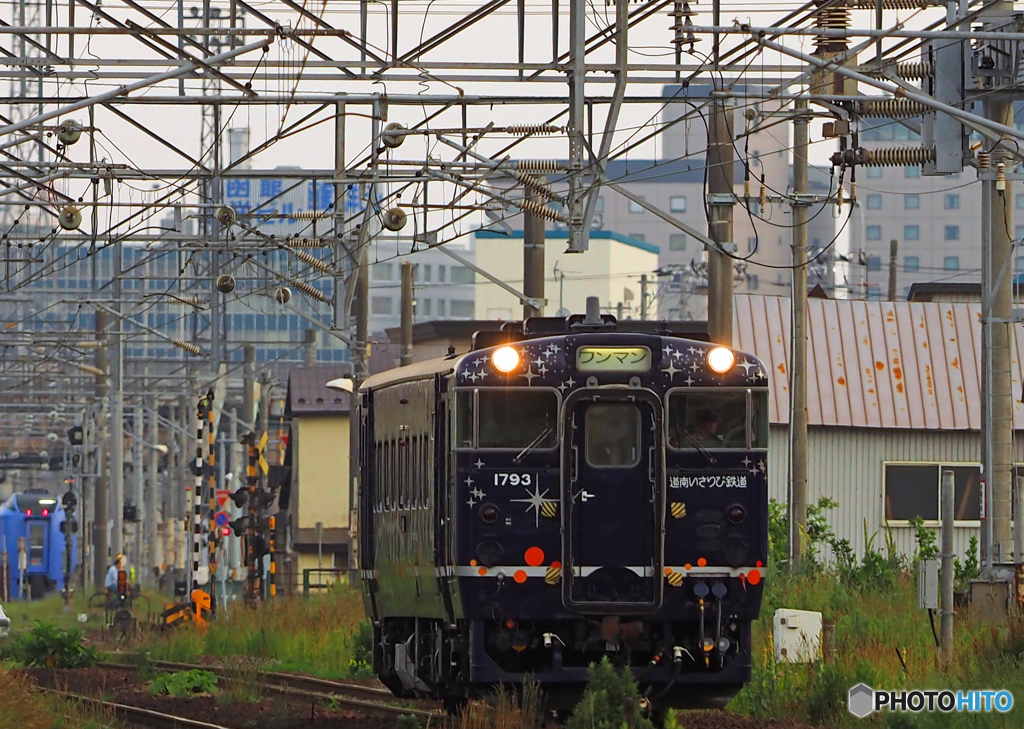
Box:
[358,312,768,713]
[0,491,77,599]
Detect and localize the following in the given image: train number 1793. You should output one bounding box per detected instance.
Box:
[492,472,533,486]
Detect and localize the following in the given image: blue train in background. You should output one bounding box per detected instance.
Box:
[0,490,78,599]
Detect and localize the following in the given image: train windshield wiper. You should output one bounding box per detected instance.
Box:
[677,429,717,464]
[513,427,553,464]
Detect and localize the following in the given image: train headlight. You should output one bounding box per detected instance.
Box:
[492,346,520,373]
[707,346,735,374]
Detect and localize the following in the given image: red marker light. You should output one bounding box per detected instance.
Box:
[42,509,49,516]
[25,509,30,516]
[222,527,231,536]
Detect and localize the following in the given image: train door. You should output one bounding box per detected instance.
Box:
[562,391,664,613]
[27,520,46,570]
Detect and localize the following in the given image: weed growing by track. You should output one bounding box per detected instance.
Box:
[0,621,99,669]
[149,583,370,677]
[0,666,117,729]
[149,669,219,697]
[731,497,1023,728]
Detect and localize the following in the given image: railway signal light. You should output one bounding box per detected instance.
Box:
[229,487,248,508]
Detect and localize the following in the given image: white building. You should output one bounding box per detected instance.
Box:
[473,230,660,320]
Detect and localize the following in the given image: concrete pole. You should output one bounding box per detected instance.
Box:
[1016,475,1024,569]
[523,179,546,319]
[706,98,734,346]
[92,309,109,589]
[303,328,317,367]
[887,239,899,301]
[146,396,159,582]
[133,399,144,580]
[243,345,256,428]
[640,274,649,320]
[110,350,124,561]
[940,469,954,668]
[400,261,414,367]
[981,87,1015,570]
[258,374,272,437]
[789,99,809,571]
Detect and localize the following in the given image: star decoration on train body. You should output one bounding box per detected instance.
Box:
[511,485,560,528]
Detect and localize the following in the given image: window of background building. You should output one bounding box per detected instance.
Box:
[423,265,432,282]
[904,225,920,240]
[595,196,604,213]
[630,233,646,242]
[747,236,757,253]
[945,194,960,210]
[884,463,982,522]
[628,198,646,213]
[1017,196,1024,210]
[1017,226,1024,240]
[670,196,687,213]
[372,262,393,281]
[867,285,882,300]
[867,255,882,272]
[904,195,920,210]
[451,300,474,318]
[905,166,920,178]
[866,225,881,240]
[372,296,393,315]
[867,194,882,210]
[867,167,883,179]
[670,234,687,251]
[451,266,474,284]
[945,225,960,241]
[438,299,446,317]
[905,256,920,272]
[438,265,446,282]
[944,256,959,270]
[746,274,759,290]
[422,299,432,316]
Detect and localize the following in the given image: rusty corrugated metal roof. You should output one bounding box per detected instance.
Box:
[286,366,351,416]
[734,295,1020,430]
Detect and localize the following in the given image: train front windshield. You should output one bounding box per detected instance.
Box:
[456,389,558,449]
[667,389,769,449]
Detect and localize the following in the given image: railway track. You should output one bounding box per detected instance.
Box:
[44,688,234,729]
[98,660,442,720]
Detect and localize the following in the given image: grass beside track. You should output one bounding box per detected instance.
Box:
[145,584,371,679]
[731,564,1024,728]
[0,667,117,729]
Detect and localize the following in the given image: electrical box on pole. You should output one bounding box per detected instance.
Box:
[922,40,967,176]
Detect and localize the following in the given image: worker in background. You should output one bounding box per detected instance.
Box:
[105,553,124,603]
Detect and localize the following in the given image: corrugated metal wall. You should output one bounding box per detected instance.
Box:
[768,425,1024,560]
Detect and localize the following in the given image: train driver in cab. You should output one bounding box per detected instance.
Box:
[693,408,721,447]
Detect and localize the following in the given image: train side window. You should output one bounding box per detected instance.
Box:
[398,434,406,510]
[455,390,475,447]
[477,390,558,449]
[391,437,399,510]
[585,403,640,467]
[385,439,394,511]
[668,391,747,449]
[750,390,769,448]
